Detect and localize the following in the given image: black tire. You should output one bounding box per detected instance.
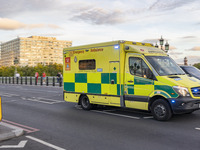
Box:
[80,95,92,110]
[151,99,172,121]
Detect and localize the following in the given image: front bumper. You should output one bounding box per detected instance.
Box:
[168,97,200,114]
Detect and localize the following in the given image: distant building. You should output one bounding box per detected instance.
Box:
[184,57,188,66]
[0,36,72,67]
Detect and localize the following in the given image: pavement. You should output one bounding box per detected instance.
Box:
[0,84,61,142]
[0,122,24,141]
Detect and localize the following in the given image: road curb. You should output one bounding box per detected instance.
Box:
[0,122,24,141]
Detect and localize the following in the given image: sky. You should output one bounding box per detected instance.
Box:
[0,0,200,65]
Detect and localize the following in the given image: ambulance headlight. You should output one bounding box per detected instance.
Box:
[173,86,190,97]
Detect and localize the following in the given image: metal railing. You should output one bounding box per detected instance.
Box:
[0,77,63,87]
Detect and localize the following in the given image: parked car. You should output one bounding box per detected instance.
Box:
[180,66,200,80]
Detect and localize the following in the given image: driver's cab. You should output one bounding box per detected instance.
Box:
[124,51,200,118]
[124,53,156,110]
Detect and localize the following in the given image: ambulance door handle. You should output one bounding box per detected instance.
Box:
[111,80,115,84]
[128,80,133,83]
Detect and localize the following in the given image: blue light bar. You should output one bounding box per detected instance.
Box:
[114,45,120,49]
[194,89,198,92]
[171,100,175,103]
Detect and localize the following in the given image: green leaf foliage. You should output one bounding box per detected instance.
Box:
[193,63,200,70]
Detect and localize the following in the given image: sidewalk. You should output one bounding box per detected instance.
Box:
[0,122,24,141]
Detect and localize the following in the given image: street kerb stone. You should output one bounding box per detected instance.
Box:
[0,122,24,141]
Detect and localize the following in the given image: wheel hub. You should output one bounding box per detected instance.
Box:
[154,104,166,117]
[82,97,89,107]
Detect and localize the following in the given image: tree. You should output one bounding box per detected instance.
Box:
[193,63,200,69]
[0,63,63,77]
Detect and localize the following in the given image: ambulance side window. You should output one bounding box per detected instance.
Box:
[79,59,96,70]
[129,57,153,79]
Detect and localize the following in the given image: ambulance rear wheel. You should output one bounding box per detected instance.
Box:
[151,99,172,121]
[80,95,92,110]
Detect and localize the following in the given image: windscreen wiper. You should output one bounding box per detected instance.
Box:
[168,73,185,75]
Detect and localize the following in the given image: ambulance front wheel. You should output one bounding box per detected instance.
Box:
[80,95,93,110]
[151,99,172,121]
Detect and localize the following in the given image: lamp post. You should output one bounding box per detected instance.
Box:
[155,36,169,53]
[14,57,19,76]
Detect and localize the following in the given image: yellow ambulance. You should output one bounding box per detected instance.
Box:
[63,40,200,121]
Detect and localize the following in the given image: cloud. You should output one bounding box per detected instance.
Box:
[0,18,25,30]
[142,39,158,44]
[0,0,199,27]
[0,18,62,30]
[35,33,65,37]
[169,46,177,50]
[169,52,183,55]
[142,39,176,50]
[188,46,200,51]
[189,55,200,58]
[0,0,59,17]
[187,55,200,64]
[181,36,197,39]
[149,0,197,11]
[0,0,126,25]
[47,24,62,29]
[168,48,182,55]
[71,8,125,25]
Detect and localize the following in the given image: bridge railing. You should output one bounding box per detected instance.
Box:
[0,76,63,87]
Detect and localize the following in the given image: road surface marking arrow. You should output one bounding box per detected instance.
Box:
[0,140,27,148]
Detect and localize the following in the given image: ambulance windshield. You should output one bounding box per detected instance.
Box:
[145,56,185,76]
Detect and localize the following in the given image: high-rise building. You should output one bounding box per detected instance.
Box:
[0,36,72,67]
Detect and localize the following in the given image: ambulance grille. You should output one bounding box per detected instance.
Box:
[191,87,200,97]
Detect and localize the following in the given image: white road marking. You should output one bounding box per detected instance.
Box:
[3,100,18,103]
[143,116,154,119]
[22,89,60,93]
[0,92,20,98]
[37,97,63,102]
[92,110,140,119]
[0,95,12,97]
[75,105,82,109]
[21,97,26,100]
[195,128,200,131]
[0,140,27,148]
[3,93,19,96]
[20,97,64,104]
[26,136,66,150]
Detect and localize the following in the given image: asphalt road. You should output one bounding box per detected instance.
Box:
[0,84,200,150]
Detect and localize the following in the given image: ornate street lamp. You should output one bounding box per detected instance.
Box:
[159,36,164,50]
[155,43,159,48]
[165,41,169,52]
[155,36,170,53]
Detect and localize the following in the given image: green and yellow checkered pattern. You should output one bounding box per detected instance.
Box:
[64,73,179,98]
[64,73,122,96]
